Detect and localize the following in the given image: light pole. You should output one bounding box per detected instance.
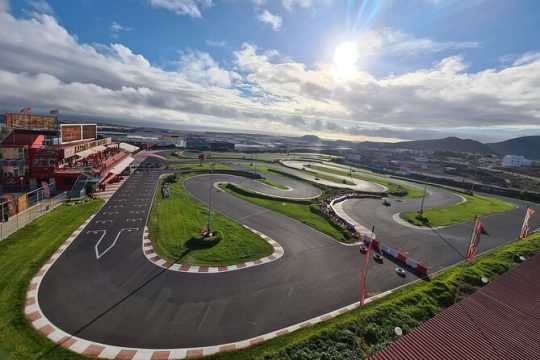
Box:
[470,165,478,194]
[206,163,215,234]
[418,174,428,217]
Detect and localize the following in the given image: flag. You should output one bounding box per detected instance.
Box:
[361,229,375,305]
[466,218,485,262]
[519,207,536,240]
[49,109,59,115]
[20,107,31,114]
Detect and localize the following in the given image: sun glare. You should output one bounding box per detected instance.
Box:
[333,41,359,80]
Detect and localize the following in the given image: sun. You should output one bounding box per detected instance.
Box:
[334,41,359,68]
[333,41,359,79]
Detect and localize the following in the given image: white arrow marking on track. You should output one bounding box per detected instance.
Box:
[94,228,138,259]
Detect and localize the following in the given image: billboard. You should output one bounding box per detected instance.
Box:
[60,124,97,143]
[5,113,58,130]
[82,124,97,140]
[61,125,82,143]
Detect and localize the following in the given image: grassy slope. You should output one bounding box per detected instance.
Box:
[220,184,351,243]
[148,175,273,265]
[310,165,425,199]
[207,233,540,359]
[0,201,103,360]
[400,193,514,227]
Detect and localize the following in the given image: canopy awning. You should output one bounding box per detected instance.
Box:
[76,145,107,159]
[76,149,98,159]
[109,156,134,175]
[119,142,139,153]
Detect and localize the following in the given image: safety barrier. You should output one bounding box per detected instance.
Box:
[362,234,429,276]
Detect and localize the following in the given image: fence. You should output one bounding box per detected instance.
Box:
[0,191,67,241]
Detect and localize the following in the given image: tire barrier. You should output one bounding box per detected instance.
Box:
[318,193,381,240]
[324,193,430,276]
[362,234,429,276]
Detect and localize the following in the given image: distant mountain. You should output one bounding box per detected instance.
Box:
[384,136,495,154]
[487,136,540,159]
[298,134,322,142]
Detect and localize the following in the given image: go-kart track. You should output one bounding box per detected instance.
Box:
[28,154,539,359]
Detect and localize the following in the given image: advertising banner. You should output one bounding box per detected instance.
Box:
[61,124,97,143]
[5,113,58,130]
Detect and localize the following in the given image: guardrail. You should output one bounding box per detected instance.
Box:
[0,192,67,241]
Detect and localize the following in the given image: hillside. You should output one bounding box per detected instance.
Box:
[384,136,495,154]
[487,136,540,159]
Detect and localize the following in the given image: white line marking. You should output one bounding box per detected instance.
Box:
[95,228,138,259]
[95,220,113,224]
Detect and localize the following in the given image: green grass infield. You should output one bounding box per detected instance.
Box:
[147,174,273,266]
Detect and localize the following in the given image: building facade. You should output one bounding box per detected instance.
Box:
[0,113,135,193]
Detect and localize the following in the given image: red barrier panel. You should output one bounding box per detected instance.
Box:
[397,253,407,263]
[415,264,429,276]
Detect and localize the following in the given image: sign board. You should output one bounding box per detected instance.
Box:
[61,125,82,143]
[17,194,28,212]
[5,113,58,130]
[82,124,97,140]
[60,124,97,144]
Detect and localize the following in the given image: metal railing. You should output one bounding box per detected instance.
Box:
[0,191,67,241]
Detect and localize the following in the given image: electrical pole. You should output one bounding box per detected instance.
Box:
[419,174,428,216]
[206,163,215,234]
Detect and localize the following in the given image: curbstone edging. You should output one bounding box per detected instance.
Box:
[142,226,284,273]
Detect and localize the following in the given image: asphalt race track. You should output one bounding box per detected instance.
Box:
[342,189,540,272]
[36,156,540,351]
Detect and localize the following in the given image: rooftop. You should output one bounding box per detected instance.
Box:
[371,253,540,360]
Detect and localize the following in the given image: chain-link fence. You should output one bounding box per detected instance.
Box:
[0,191,67,241]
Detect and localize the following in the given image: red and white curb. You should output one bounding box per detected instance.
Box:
[24,214,395,359]
[142,226,284,273]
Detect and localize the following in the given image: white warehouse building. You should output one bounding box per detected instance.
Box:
[501,155,532,167]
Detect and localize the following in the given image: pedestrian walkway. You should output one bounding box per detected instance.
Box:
[93,178,127,202]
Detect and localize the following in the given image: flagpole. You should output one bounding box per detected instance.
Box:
[508,205,528,270]
[360,225,375,305]
[354,225,375,360]
[454,215,477,304]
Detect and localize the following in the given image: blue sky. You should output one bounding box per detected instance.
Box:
[1,0,540,141]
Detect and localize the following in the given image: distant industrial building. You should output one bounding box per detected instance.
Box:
[501,155,532,167]
[160,135,186,148]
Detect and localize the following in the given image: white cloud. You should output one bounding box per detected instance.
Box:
[110,21,132,37]
[147,0,212,18]
[205,39,227,47]
[281,0,332,11]
[27,0,54,15]
[0,7,538,141]
[176,50,240,88]
[356,28,480,59]
[257,9,282,31]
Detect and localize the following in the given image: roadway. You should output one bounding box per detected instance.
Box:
[37,159,410,349]
[36,155,539,352]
